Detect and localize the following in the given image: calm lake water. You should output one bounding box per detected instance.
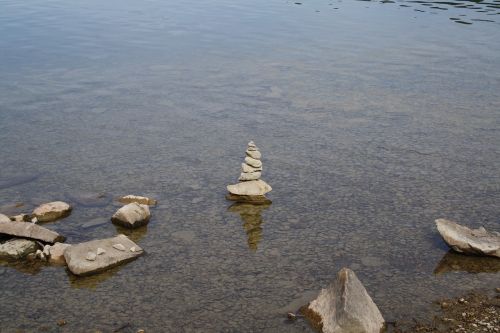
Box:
[0,0,499,331]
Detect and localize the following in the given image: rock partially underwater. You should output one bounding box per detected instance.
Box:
[435,218,500,258]
[302,268,385,333]
[111,203,150,228]
[0,220,65,243]
[32,201,72,222]
[64,234,143,276]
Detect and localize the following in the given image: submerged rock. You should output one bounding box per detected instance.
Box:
[64,234,144,276]
[32,201,72,222]
[118,195,157,206]
[0,239,38,259]
[111,203,150,228]
[0,220,65,243]
[302,268,385,333]
[435,218,500,258]
[66,192,111,207]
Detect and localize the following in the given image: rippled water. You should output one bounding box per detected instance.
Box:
[0,0,499,332]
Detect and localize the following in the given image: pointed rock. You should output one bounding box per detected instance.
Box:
[0,220,65,243]
[303,268,385,333]
[245,156,262,168]
[227,179,272,196]
[239,171,262,181]
[436,218,500,258]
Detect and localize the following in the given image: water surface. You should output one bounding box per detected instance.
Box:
[0,0,499,331]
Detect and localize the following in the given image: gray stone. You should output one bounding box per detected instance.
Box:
[244,156,262,168]
[241,163,262,173]
[239,171,261,181]
[246,149,261,160]
[97,247,105,255]
[48,243,71,265]
[0,220,65,243]
[86,251,97,261]
[304,268,385,333]
[111,203,150,228]
[0,239,38,259]
[113,243,126,251]
[118,195,157,206]
[227,179,272,196]
[32,201,72,222]
[64,234,144,276]
[0,214,11,223]
[436,218,500,258]
[10,214,31,222]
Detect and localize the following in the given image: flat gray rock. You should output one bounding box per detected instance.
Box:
[64,234,144,276]
[0,220,65,243]
[227,179,272,196]
[239,171,261,181]
[0,239,38,259]
[244,156,262,168]
[304,268,384,333]
[436,218,500,258]
[111,203,150,228]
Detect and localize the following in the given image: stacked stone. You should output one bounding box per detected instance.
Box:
[227,141,272,203]
[239,141,263,181]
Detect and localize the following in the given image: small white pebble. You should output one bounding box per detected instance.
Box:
[31,217,38,224]
[112,243,126,251]
[86,252,96,261]
[96,248,106,255]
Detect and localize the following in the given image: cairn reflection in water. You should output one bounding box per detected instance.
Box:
[228,203,271,251]
[434,251,500,275]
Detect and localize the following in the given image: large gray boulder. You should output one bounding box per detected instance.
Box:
[0,220,65,243]
[111,203,150,228]
[0,239,38,259]
[64,234,144,276]
[32,201,72,222]
[435,218,500,258]
[303,268,385,333]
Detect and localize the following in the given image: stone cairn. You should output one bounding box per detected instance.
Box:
[226,141,272,204]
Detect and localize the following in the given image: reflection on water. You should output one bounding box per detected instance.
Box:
[0,259,44,276]
[228,203,271,251]
[68,264,124,289]
[354,0,500,25]
[113,225,148,244]
[434,251,500,274]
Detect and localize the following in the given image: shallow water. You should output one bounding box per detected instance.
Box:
[0,0,499,331]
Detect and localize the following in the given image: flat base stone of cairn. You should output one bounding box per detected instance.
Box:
[301,268,385,333]
[227,179,272,196]
[0,239,38,259]
[118,195,157,206]
[32,201,72,222]
[64,234,143,276]
[111,203,150,228]
[436,218,500,258]
[0,220,65,243]
[226,193,272,205]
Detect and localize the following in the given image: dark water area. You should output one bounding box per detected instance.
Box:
[0,0,499,332]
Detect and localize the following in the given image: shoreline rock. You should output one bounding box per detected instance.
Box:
[301,268,385,333]
[118,195,157,206]
[111,203,151,228]
[0,220,65,243]
[32,201,72,222]
[64,234,144,276]
[435,218,500,258]
[0,239,38,259]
